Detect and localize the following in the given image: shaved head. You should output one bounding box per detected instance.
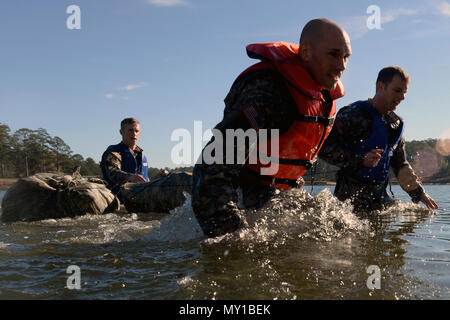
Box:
[298,18,352,90]
[300,18,348,48]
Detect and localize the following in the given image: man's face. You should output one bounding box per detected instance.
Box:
[302,31,352,90]
[378,75,408,114]
[120,123,140,148]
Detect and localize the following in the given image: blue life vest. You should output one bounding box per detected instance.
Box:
[348,100,403,183]
[102,142,149,195]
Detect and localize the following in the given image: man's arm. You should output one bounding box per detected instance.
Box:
[318,105,370,170]
[390,138,438,209]
[101,151,145,185]
[192,69,297,237]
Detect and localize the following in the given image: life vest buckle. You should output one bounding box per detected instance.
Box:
[296,115,335,127]
[324,117,335,127]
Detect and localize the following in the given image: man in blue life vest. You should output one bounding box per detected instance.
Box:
[192,18,352,237]
[101,118,149,199]
[319,66,438,212]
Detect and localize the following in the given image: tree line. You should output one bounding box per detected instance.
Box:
[1,123,449,182]
[0,123,101,177]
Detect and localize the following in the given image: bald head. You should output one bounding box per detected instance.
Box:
[300,18,348,48]
[298,18,352,90]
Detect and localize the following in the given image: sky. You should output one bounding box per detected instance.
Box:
[1,0,450,168]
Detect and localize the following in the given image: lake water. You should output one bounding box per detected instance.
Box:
[0,185,449,300]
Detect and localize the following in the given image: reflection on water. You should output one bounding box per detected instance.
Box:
[0,185,449,299]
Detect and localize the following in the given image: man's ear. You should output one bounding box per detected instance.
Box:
[299,43,312,62]
[375,81,384,93]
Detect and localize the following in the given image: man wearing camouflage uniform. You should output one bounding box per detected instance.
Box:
[100,118,149,199]
[192,18,352,237]
[319,66,438,212]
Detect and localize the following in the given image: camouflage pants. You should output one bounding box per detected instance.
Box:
[334,170,394,213]
[192,164,276,237]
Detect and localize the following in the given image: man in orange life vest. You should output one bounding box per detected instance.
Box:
[192,18,352,237]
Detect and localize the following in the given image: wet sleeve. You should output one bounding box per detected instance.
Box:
[318,106,369,170]
[191,71,295,237]
[100,151,132,185]
[390,138,425,202]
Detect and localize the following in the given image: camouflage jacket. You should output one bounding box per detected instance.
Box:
[100,144,144,186]
[318,102,424,201]
[192,69,299,237]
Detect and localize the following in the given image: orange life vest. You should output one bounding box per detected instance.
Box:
[238,42,345,190]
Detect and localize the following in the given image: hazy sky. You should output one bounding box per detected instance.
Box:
[1,0,450,168]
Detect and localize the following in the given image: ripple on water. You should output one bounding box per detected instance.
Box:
[1,186,449,299]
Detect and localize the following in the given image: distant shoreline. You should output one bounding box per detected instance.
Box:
[0,178,18,190]
[1,177,449,191]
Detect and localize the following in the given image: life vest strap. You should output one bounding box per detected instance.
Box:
[276,158,315,169]
[266,176,302,188]
[296,114,335,127]
[242,167,302,188]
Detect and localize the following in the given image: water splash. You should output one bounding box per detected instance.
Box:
[141,192,205,242]
[223,188,369,244]
[142,188,370,244]
[366,198,435,231]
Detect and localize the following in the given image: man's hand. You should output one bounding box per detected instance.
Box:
[292,177,305,189]
[420,192,438,210]
[363,149,384,167]
[127,174,147,183]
